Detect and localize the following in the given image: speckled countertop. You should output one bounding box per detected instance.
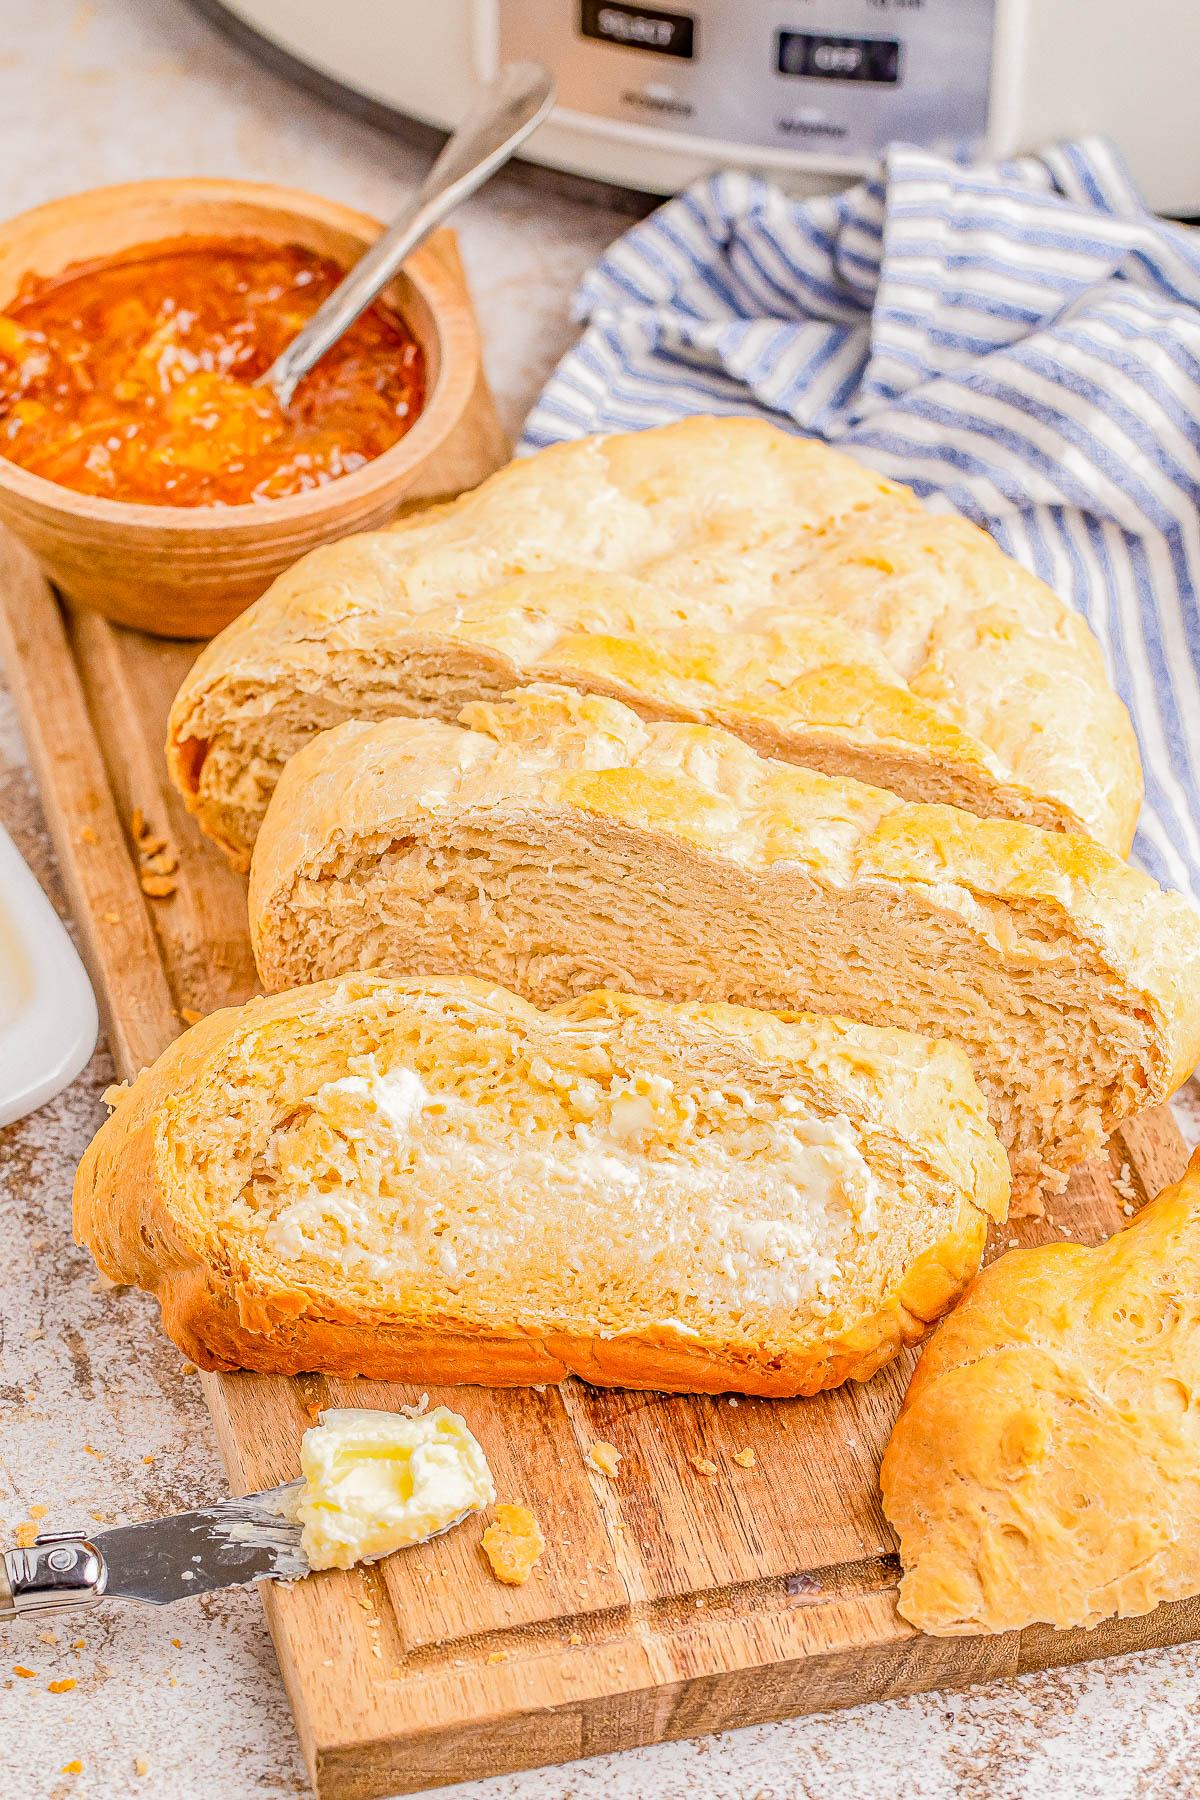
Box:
[2,4,1200,1797]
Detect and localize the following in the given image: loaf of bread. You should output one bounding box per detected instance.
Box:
[880,1150,1200,1635]
[72,974,1009,1394]
[166,417,1140,868]
[248,688,1200,1213]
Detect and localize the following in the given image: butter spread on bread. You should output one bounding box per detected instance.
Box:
[247,689,1200,1214]
[881,1150,1200,1635]
[72,974,1007,1395]
[166,416,1140,867]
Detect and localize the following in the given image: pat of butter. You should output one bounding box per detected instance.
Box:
[290,1406,495,1572]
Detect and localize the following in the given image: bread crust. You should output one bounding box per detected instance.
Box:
[166,417,1141,866]
[880,1150,1200,1635]
[73,975,1008,1394]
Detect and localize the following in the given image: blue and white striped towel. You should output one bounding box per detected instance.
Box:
[521,138,1200,903]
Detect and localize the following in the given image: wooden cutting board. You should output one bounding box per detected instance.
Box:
[2,237,1197,1796]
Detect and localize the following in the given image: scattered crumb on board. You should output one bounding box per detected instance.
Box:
[481,1505,545,1585]
[131,810,179,897]
[588,1441,622,1476]
[1112,1161,1139,1208]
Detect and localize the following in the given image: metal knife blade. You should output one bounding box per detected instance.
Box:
[93,1480,310,1602]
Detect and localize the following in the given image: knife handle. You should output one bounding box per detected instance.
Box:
[1,1534,107,1620]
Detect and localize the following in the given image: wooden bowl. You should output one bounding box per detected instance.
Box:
[0,179,480,637]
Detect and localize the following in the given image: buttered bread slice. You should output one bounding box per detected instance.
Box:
[248,690,1200,1213]
[166,417,1140,867]
[73,975,1008,1395]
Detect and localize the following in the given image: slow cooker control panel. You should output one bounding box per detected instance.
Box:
[499,0,995,159]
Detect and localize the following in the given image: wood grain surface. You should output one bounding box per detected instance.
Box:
[1,287,1194,1796]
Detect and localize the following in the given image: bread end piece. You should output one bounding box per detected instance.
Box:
[880,1149,1200,1635]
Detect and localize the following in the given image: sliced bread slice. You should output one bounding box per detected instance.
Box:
[166,417,1140,867]
[248,689,1200,1213]
[73,974,1008,1395]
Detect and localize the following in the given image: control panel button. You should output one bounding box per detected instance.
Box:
[777,31,902,84]
[579,1,696,59]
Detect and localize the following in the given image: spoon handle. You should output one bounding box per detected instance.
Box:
[263,61,555,409]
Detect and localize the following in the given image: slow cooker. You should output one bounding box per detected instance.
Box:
[193,0,1200,217]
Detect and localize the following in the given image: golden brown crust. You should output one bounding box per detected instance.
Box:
[73,974,1007,1395]
[880,1150,1200,1635]
[166,417,1142,866]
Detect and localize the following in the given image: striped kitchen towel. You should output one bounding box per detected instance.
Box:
[521,138,1200,902]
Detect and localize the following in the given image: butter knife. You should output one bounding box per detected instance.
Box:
[0,1482,308,1617]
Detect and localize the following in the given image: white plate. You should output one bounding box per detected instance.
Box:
[0,822,98,1127]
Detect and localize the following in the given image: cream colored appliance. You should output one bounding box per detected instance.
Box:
[196,1,1200,215]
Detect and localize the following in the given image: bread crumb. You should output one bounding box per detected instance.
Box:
[13,1665,36,1678]
[487,1650,509,1664]
[727,1397,738,1406]
[62,1761,82,1775]
[732,1447,756,1469]
[142,849,178,877]
[30,1504,48,1519]
[77,826,97,845]
[481,1505,545,1585]
[130,807,146,839]
[588,1441,622,1476]
[48,1678,76,1693]
[143,1455,154,1465]
[170,1640,180,1649]
[38,1631,58,1645]
[180,1362,198,1377]
[180,1008,204,1026]
[689,1455,719,1478]
[90,1512,104,1522]
[137,836,168,858]
[139,872,177,898]
[399,1394,430,1418]
[134,1756,150,1777]
[84,1445,102,1458]
[1123,1202,1135,1217]
[73,1640,86,1651]
[568,1633,582,1646]
[102,910,120,925]
[14,1523,38,1548]
[1112,1161,1139,1207]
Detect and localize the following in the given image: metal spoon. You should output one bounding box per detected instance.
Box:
[260,61,556,410]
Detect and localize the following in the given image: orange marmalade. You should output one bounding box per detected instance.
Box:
[0,239,426,506]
